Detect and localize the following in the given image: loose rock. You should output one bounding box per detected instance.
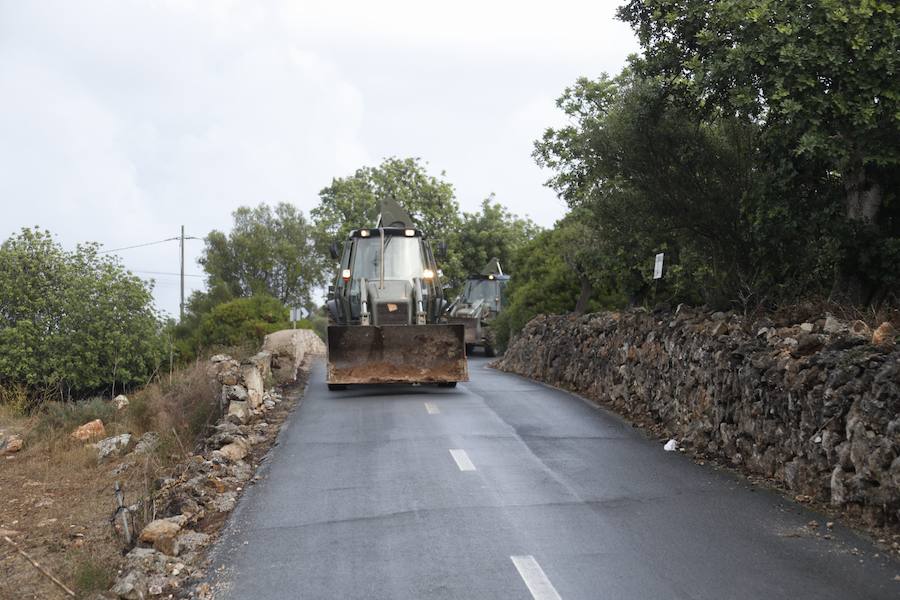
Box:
[139,515,187,545]
[134,431,160,455]
[111,570,148,600]
[873,322,897,348]
[71,419,106,441]
[214,438,249,462]
[0,433,24,455]
[94,433,133,460]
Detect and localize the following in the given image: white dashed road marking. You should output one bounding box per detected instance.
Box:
[511,555,563,600]
[449,449,476,471]
[424,402,440,414]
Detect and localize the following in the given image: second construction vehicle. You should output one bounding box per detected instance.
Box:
[324,199,468,389]
[447,257,509,357]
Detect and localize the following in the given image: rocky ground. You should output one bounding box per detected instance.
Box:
[0,375,309,600]
[1,329,323,599]
[107,372,311,600]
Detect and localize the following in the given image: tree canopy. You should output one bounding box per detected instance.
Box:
[0,228,164,399]
[618,0,900,304]
[200,203,325,308]
[313,157,537,290]
[451,196,540,288]
[312,157,461,246]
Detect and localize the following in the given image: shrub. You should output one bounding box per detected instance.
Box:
[72,553,115,594]
[129,362,221,442]
[179,295,289,359]
[0,228,165,400]
[0,382,30,415]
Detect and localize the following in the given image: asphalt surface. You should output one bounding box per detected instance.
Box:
[209,357,899,599]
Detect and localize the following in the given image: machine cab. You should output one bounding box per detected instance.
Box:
[327,201,446,327]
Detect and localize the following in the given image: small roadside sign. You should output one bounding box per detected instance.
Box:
[290,307,309,325]
[653,253,664,280]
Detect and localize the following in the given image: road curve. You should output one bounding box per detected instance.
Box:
[208,357,898,599]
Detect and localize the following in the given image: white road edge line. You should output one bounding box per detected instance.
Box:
[510,555,563,600]
[424,402,440,414]
[449,448,476,471]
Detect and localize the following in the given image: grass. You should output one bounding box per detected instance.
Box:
[29,397,117,441]
[72,552,116,594]
[130,362,222,444]
[0,361,223,598]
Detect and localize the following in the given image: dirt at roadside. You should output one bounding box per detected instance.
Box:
[0,368,310,600]
[0,438,148,599]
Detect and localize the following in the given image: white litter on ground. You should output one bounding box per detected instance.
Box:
[664,439,678,452]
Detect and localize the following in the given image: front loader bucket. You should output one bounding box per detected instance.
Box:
[327,324,468,385]
[448,317,480,345]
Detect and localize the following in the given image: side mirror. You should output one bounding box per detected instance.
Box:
[436,241,448,259]
[329,241,340,260]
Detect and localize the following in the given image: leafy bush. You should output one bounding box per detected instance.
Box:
[0,228,165,400]
[492,226,624,350]
[178,295,290,358]
[0,382,30,416]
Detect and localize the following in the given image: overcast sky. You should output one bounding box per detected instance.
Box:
[0,1,638,317]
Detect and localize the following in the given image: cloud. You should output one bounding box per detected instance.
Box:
[0,1,370,316]
[280,0,635,62]
[0,1,637,315]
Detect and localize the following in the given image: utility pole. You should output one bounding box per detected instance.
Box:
[180,225,185,321]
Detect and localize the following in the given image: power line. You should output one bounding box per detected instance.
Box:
[100,237,180,254]
[132,270,204,278]
[100,235,201,254]
[99,231,203,321]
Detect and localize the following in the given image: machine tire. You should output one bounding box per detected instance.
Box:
[327,383,347,391]
[483,327,497,357]
[438,382,457,388]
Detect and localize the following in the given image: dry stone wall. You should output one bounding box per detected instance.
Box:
[263,329,325,385]
[495,308,900,527]
[208,329,325,425]
[109,329,325,599]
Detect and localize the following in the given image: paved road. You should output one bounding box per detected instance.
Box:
[209,357,899,599]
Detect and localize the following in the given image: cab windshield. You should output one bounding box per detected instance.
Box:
[462,279,502,311]
[351,236,426,280]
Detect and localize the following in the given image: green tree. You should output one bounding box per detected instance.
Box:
[0,228,164,400]
[618,0,900,304]
[313,157,460,242]
[452,196,541,285]
[492,220,624,350]
[535,68,841,309]
[312,157,463,280]
[200,203,326,308]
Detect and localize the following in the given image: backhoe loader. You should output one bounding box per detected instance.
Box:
[324,200,468,389]
[447,257,509,357]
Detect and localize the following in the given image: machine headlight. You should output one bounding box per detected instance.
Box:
[360,230,370,237]
[342,269,351,280]
[423,269,435,280]
[404,229,415,237]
